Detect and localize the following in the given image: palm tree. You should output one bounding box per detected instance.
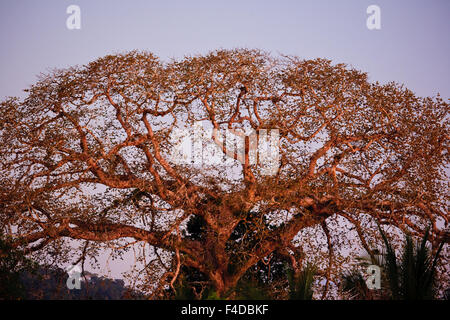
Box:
[378,225,444,300]
[341,225,445,300]
[341,270,375,300]
[287,264,316,300]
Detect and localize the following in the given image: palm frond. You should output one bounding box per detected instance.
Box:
[288,264,316,300]
[378,224,400,299]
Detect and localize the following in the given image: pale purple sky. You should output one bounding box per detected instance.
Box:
[1,0,449,100]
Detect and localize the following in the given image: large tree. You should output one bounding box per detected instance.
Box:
[0,49,448,298]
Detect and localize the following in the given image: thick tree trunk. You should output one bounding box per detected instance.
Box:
[209,270,226,296]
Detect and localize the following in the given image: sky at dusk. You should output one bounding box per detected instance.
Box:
[1,0,449,101]
[0,0,448,282]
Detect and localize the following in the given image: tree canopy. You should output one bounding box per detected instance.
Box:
[0,49,448,298]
